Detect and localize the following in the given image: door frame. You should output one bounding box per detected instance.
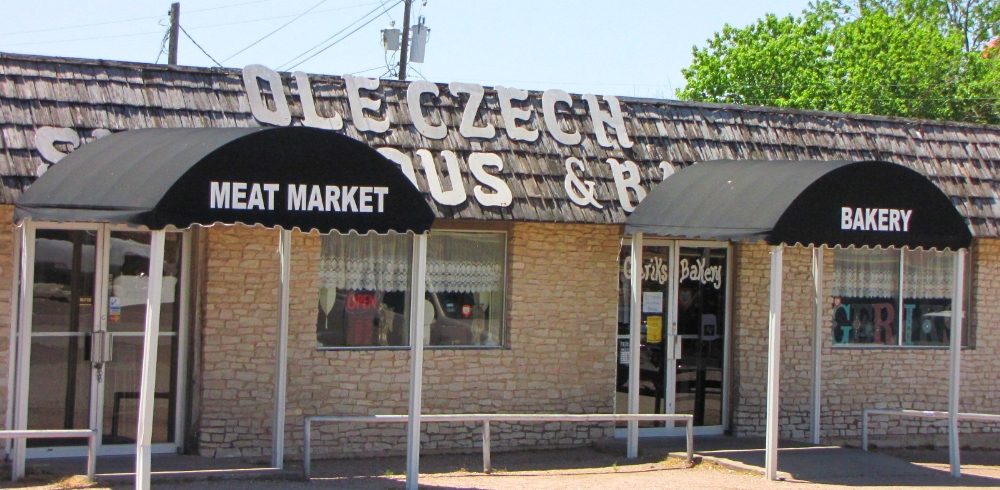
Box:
[615,238,733,438]
[11,222,190,458]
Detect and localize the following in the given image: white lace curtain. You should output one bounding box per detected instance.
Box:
[319,232,411,292]
[832,248,900,298]
[903,250,954,299]
[832,248,954,299]
[426,232,505,293]
[318,231,505,293]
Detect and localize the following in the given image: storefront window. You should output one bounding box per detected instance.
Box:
[831,248,968,347]
[316,231,506,349]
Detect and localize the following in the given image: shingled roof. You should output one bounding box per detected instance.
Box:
[1,51,999,237]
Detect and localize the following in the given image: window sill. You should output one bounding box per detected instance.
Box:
[830,344,971,350]
[315,345,507,351]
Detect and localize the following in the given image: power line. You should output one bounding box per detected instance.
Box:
[277,0,401,71]
[179,25,223,67]
[0,30,163,48]
[190,3,378,33]
[222,0,331,63]
[0,0,279,38]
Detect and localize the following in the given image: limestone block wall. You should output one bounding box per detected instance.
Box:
[0,205,14,429]
[730,240,1000,448]
[196,222,620,459]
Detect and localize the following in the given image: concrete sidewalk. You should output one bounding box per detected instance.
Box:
[6,436,1000,489]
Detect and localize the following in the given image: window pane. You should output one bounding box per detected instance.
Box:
[316,232,411,348]
[902,250,954,346]
[425,232,506,347]
[831,248,901,345]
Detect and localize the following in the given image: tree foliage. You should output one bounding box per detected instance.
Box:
[678,0,1000,124]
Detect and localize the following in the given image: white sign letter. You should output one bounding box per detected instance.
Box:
[841,207,853,230]
[243,64,292,126]
[377,148,419,188]
[563,157,602,209]
[449,82,495,139]
[34,126,81,175]
[542,89,581,145]
[416,149,466,206]
[606,158,646,212]
[407,80,447,140]
[293,71,343,130]
[496,86,538,142]
[344,74,390,133]
[469,152,513,207]
[584,94,633,149]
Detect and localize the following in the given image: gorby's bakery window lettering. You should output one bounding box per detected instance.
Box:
[316,231,506,349]
[831,248,970,347]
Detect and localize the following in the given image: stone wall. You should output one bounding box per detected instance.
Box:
[730,240,1000,448]
[0,205,14,429]
[196,222,621,459]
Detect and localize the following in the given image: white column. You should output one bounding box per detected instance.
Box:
[405,233,429,490]
[948,249,966,478]
[272,229,292,468]
[811,247,823,445]
[5,225,21,455]
[765,245,783,480]
[627,233,643,458]
[135,230,166,490]
[12,223,35,480]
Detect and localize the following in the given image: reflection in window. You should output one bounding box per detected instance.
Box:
[831,248,967,347]
[316,231,506,349]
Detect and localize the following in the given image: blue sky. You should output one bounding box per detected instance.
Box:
[0,0,812,97]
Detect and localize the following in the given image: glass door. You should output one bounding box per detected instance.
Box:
[26,229,98,448]
[20,226,186,457]
[615,240,730,436]
[100,231,182,449]
[674,246,728,428]
[615,242,673,429]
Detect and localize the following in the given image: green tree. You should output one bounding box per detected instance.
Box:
[678,0,1000,124]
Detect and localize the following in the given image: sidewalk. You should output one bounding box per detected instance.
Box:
[5,436,1000,489]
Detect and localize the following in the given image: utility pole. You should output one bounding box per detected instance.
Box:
[398,0,412,80]
[168,3,180,66]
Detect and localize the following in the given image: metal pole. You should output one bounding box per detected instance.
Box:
[12,222,35,480]
[135,230,166,490]
[764,245,783,480]
[482,420,491,474]
[5,225,20,455]
[686,418,694,463]
[948,249,966,478]
[272,229,291,468]
[811,247,823,444]
[87,429,97,482]
[303,418,312,480]
[861,409,869,452]
[627,233,643,458]
[398,0,412,80]
[168,3,180,66]
[405,233,428,490]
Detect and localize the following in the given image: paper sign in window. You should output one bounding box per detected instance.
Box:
[642,291,663,313]
[646,315,663,343]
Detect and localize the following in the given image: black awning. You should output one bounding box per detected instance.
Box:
[15,127,435,234]
[625,160,972,250]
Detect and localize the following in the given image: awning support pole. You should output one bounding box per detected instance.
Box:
[5,225,21,457]
[811,247,823,445]
[405,233,428,490]
[12,222,35,481]
[948,249,966,478]
[135,230,166,490]
[627,233,643,459]
[272,229,291,469]
[765,245,783,480]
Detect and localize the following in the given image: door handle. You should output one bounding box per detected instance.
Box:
[91,331,114,364]
[666,335,682,360]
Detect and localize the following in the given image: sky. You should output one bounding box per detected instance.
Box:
[0,0,813,98]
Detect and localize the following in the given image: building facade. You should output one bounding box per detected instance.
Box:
[0,52,998,461]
